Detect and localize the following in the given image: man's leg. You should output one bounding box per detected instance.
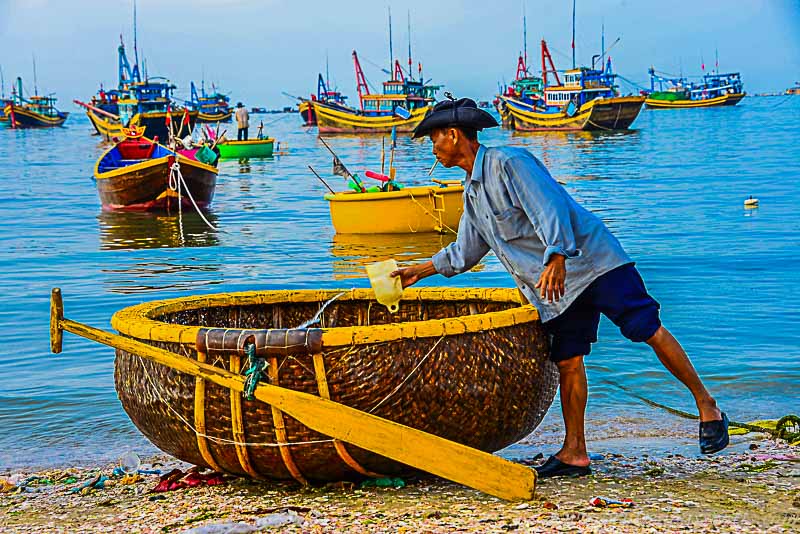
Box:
[237,128,243,141]
[646,326,722,422]
[243,127,248,140]
[555,355,591,467]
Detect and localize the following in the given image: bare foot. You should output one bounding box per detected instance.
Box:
[554,450,591,467]
[698,398,722,422]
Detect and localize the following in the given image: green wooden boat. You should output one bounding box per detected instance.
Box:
[218,138,275,159]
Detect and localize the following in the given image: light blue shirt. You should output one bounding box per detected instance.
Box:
[432,145,632,322]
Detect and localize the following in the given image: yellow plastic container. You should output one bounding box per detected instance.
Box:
[366,259,403,313]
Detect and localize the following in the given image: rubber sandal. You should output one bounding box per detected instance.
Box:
[700,412,730,454]
[534,455,591,478]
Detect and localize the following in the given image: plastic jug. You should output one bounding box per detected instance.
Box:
[366,259,403,313]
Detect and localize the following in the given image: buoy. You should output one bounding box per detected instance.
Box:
[744,196,759,208]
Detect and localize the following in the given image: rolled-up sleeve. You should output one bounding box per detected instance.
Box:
[504,157,581,266]
[432,213,490,277]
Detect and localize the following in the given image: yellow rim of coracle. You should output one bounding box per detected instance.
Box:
[111,287,539,348]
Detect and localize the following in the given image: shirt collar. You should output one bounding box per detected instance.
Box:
[467,144,487,184]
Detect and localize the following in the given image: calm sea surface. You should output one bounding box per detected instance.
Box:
[1,96,798,469]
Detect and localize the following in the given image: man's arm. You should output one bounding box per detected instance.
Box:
[392,213,490,288]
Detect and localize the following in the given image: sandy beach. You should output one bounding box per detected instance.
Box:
[2,434,797,533]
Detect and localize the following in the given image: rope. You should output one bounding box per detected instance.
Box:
[407,191,458,234]
[168,161,220,232]
[368,334,446,413]
[603,380,800,443]
[242,342,268,401]
[139,355,335,448]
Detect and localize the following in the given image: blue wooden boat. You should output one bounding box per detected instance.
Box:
[645,68,745,108]
[4,77,68,128]
[299,72,350,126]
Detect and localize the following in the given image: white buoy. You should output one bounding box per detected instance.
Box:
[744,196,759,208]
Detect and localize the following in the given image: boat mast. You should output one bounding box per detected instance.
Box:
[326,50,330,90]
[601,22,605,71]
[0,65,4,99]
[133,0,140,75]
[571,0,576,69]
[388,7,394,80]
[352,51,370,110]
[523,1,528,74]
[32,54,38,96]
[407,10,413,80]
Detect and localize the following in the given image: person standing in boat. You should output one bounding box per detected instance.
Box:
[235,102,249,141]
[392,97,729,478]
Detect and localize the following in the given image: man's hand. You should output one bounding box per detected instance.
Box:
[391,261,437,289]
[534,254,566,303]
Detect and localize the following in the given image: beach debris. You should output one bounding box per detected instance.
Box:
[183,511,305,533]
[542,501,559,510]
[359,477,406,489]
[70,474,110,494]
[744,196,759,208]
[151,467,227,493]
[589,496,634,508]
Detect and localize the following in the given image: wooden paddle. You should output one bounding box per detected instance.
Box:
[49,288,536,501]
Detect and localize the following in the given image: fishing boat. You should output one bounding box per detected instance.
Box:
[93,131,217,211]
[494,54,545,128]
[298,73,350,126]
[4,77,68,128]
[76,36,197,140]
[645,67,745,109]
[185,81,232,123]
[787,82,800,95]
[51,286,556,496]
[497,40,644,131]
[326,181,463,234]
[0,98,10,123]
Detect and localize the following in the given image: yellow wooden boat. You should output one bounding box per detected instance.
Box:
[644,92,745,109]
[499,95,645,131]
[313,100,430,134]
[325,182,463,234]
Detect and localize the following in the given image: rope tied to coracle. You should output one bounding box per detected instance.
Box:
[167,160,220,232]
[242,342,268,401]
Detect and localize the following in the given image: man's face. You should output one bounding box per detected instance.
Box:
[429,128,460,168]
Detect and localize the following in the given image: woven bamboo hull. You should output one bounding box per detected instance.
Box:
[111,288,557,482]
[499,96,645,131]
[325,184,464,234]
[644,92,745,109]
[313,101,430,134]
[94,155,217,211]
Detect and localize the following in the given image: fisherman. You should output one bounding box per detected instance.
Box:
[235,102,249,141]
[392,97,729,478]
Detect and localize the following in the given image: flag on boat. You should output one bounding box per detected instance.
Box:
[182,108,190,126]
[165,104,172,126]
[332,156,352,179]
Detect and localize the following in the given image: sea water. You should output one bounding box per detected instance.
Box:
[1,96,798,469]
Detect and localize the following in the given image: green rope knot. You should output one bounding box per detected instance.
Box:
[242,343,268,401]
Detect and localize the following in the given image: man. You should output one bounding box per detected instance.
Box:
[235,102,249,141]
[392,98,729,478]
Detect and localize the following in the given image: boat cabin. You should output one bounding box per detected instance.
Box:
[543,67,616,110]
[361,78,438,116]
[117,78,175,124]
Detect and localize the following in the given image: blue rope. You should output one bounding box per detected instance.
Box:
[242,343,268,401]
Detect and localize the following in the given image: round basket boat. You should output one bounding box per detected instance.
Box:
[111,287,558,482]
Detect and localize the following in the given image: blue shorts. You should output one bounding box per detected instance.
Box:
[542,263,661,363]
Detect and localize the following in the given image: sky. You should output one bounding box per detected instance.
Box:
[1,0,799,108]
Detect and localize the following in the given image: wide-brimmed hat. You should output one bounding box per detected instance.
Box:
[236,102,243,108]
[412,97,498,139]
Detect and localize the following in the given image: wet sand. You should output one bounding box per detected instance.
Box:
[2,435,797,533]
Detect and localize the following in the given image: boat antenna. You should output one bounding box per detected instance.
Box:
[571,0,576,69]
[523,1,528,74]
[407,10,413,80]
[133,0,140,73]
[715,47,719,74]
[388,7,395,80]
[1,65,5,99]
[32,54,38,95]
